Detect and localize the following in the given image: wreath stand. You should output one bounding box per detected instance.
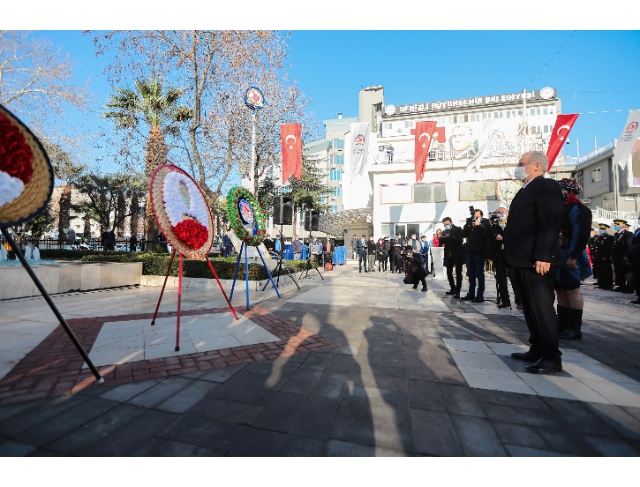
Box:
[1,227,104,383]
[149,250,239,352]
[229,242,280,310]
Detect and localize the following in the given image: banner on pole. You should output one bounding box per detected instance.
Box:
[614,110,640,170]
[281,124,302,183]
[546,114,579,171]
[414,121,436,182]
[350,123,370,180]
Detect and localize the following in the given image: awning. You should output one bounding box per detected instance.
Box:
[318,208,373,237]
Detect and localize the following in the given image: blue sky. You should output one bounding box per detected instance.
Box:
[38,30,640,171]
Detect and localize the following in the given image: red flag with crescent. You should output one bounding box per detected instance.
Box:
[281,124,302,183]
[414,121,437,182]
[546,114,579,171]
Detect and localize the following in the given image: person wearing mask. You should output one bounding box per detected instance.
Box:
[223,232,234,257]
[611,219,634,294]
[462,209,491,302]
[357,234,368,273]
[555,178,593,340]
[628,219,640,305]
[403,249,428,292]
[440,217,465,299]
[383,236,391,272]
[432,229,442,248]
[504,151,564,375]
[366,235,377,272]
[594,224,614,290]
[263,234,274,254]
[376,238,387,272]
[586,228,597,278]
[490,207,520,309]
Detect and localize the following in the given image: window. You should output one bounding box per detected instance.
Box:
[459,181,497,201]
[413,183,447,203]
[591,167,602,183]
[330,154,344,165]
[456,115,468,123]
[549,107,555,115]
[387,123,393,130]
[330,205,338,212]
[320,196,326,204]
[330,169,342,181]
[543,125,550,134]
[380,184,411,204]
[543,107,548,116]
[335,186,342,197]
[330,139,344,150]
[381,224,393,237]
[518,110,523,116]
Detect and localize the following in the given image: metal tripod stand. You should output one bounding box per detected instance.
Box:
[262,225,300,291]
[299,230,324,280]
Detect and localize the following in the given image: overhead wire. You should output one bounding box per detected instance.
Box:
[526,31,577,89]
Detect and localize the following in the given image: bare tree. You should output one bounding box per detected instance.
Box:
[92,30,316,203]
[0,31,92,158]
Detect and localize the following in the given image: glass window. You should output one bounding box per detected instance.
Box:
[543,107,548,116]
[518,110,523,116]
[380,184,411,204]
[459,181,497,201]
[330,154,344,165]
[380,224,392,237]
[330,169,342,181]
[413,183,447,203]
[591,167,602,183]
[387,123,393,130]
[407,224,420,238]
[335,186,342,196]
[549,107,555,114]
[330,205,338,212]
[331,139,344,150]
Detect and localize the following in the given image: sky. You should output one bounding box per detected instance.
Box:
[30,30,640,174]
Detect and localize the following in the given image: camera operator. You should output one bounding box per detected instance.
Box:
[440,217,465,298]
[490,207,521,309]
[462,207,491,302]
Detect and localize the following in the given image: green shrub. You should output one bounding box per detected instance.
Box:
[80,253,318,280]
[39,249,125,260]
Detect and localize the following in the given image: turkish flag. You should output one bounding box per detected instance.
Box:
[281,124,302,183]
[414,121,437,182]
[546,114,579,171]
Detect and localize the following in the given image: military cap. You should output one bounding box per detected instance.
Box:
[599,223,611,229]
[613,219,628,225]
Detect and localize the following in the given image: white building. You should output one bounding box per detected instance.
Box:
[320,85,565,241]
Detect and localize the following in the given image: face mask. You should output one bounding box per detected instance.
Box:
[444,225,452,231]
[614,225,620,232]
[497,213,506,221]
[514,165,529,181]
[599,229,606,235]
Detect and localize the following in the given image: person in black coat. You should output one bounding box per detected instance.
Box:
[504,151,564,375]
[595,224,614,289]
[439,217,465,298]
[611,219,634,293]
[129,235,137,253]
[462,209,491,302]
[356,235,368,273]
[628,221,640,304]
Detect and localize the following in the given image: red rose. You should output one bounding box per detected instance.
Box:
[0,112,34,185]
[172,219,209,249]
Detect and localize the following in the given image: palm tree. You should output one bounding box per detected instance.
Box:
[104,79,191,248]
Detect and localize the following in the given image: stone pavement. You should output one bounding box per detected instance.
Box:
[1,261,640,457]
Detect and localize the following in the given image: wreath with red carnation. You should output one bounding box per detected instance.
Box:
[225,186,266,247]
[0,112,34,185]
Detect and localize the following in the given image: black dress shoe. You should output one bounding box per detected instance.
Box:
[461,294,475,301]
[445,290,456,295]
[630,298,640,305]
[511,351,541,362]
[472,296,485,303]
[526,358,562,375]
[454,293,461,299]
[613,287,622,292]
[497,302,511,309]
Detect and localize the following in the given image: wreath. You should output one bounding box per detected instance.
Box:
[226,186,266,247]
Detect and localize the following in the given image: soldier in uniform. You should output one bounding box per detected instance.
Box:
[595,223,614,290]
[611,219,634,293]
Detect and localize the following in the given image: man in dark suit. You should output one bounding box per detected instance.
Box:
[629,221,640,305]
[356,235,368,273]
[504,151,564,374]
[439,217,465,299]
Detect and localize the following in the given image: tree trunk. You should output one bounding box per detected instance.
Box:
[292,205,298,240]
[144,125,168,245]
[130,192,140,237]
[116,193,126,237]
[83,215,91,239]
[58,183,72,244]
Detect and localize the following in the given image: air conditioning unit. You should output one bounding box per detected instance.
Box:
[583,198,592,204]
[330,197,336,201]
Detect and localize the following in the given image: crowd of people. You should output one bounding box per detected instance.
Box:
[349,151,640,376]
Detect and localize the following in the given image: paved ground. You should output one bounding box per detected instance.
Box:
[1,262,640,457]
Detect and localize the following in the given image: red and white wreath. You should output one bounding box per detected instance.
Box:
[162,171,211,250]
[0,111,33,207]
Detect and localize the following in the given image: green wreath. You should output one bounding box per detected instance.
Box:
[226,186,266,247]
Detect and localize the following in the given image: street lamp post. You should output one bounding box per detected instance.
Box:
[243,87,265,194]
